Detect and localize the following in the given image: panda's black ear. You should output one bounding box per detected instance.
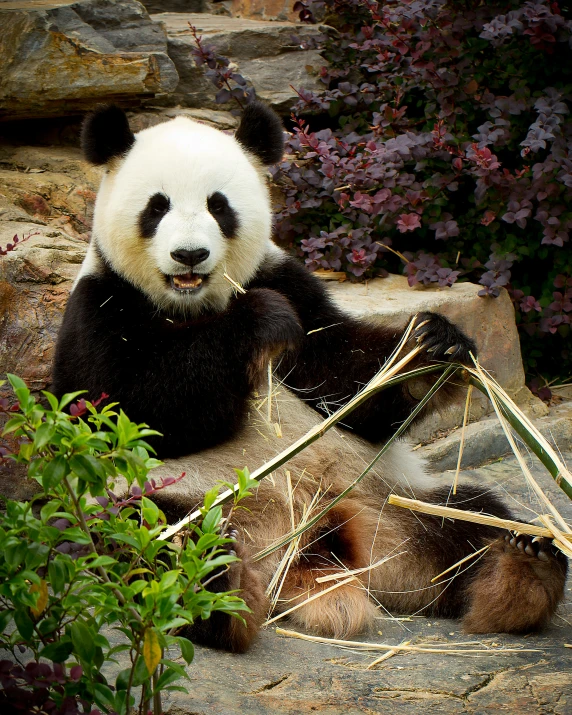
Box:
[81,104,135,166]
[235,101,284,166]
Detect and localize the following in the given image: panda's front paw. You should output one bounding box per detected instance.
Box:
[247,287,303,350]
[412,312,476,365]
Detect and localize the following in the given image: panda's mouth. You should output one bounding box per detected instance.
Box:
[169,272,209,293]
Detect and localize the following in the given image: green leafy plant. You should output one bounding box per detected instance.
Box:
[0,375,255,715]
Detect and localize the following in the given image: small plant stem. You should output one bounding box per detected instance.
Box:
[62,476,144,624]
[126,642,141,714]
[153,669,162,715]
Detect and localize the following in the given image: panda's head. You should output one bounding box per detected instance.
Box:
[81,102,284,314]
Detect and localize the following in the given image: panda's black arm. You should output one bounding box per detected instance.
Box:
[53,274,303,457]
[249,255,475,442]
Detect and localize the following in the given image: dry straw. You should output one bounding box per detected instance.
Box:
[275,628,542,657]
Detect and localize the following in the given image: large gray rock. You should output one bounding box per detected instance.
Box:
[0,0,179,120]
[326,274,548,440]
[152,12,327,112]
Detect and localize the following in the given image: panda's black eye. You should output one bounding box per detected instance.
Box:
[139,193,170,238]
[207,191,238,239]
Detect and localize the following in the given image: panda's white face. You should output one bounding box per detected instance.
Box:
[89,116,273,314]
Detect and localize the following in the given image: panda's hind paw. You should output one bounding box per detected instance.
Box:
[462,531,567,634]
[412,312,476,365]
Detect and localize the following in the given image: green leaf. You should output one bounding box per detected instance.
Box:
[40,639,74,663]
[71,621,96,663]
[141,496,159,526]
[151,667,184,695]
[176,636,194,665]
[201,506,222,534]
[2,415,27,436]
[7,374,28,393]
[0,609,13,632]
[14,609,34,641]
[69,454,103,484]
[131,654,150,687]
[42,456,70,490]
[58,391,87,410]
[115,667,131,692]
[93,683,116,712]
[40,499,62,523]
[159,570,181,591]
[41,391,59,412]
[34,422,56,451]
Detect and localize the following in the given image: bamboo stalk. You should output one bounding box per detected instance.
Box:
[467,371,572,501]
[387,495,558,539]
[469,356,571,533]
[158,317,445,541]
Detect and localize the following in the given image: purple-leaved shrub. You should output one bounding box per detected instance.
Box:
[191,1,572,389]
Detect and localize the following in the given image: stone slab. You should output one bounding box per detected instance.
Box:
[326,274,548,440]
[418,400,572,472]
[0,0,179,120]
[153,12,327,112]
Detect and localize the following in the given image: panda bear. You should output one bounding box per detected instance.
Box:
[53,102,567,653]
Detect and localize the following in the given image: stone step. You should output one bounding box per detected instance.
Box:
[0,0,178,120]
[325,274,548,440]
[152,12,328,112]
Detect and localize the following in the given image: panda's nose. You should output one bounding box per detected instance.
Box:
[170,248,210,267]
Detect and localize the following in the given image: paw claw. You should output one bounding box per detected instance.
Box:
[444,345,457,355]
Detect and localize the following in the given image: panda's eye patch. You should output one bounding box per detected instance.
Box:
[139,193,170,238]
[207,191,238,239]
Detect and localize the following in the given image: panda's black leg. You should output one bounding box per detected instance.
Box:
[462,533,567,633]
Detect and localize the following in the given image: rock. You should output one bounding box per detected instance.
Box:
[418,400,572,471]
[0,0,179,120]
[228,0,299,22]
[143,0,207,12]
[326,274,548,441]
[0,224,87,391]
[0,145,101,238]
[152,12,327,112]
[126,105,238,132]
